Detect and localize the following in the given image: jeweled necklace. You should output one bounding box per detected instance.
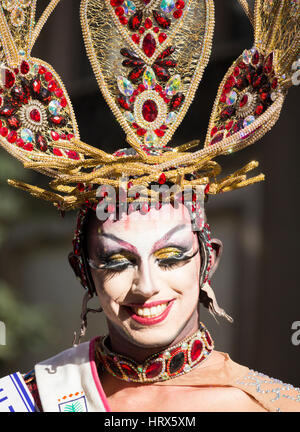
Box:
[95,322,214,383]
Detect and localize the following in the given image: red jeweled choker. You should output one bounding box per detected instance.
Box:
[95,322,214,383]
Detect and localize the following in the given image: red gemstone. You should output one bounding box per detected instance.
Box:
[115,6,124,16]
[259,92,269,102]
[220,106,235,120]
[60,97,67,107]
[154,129,164,137]
[226,120,234,130]
[170,92,184,110]
[32,78,41,94]
[129,11,143,30]
[14,68,19,75]
[66,150,80,160]
[50,115,67,126]
[252,50,260,65]
[158,173,166,184]
[119,16,128,25]
[173,9,182,18]
[153,10,171,29]
[4,69,15,88]
[219,93,226,103]
[191,339,203,362]
[55,88,64,98]
[30,108,41,123]
[153,64,170,81]
[53,147,63,156]
[239,94,248,107]
[143,0,151,3]
[23,143,33,151]
[271,77,278,89]
[142,33,156,57]
[131,34,140,44]
[0,127,8,137]
[158,33,167,43]
[38,65,46,74]
[16,138,24,147]
[51,131,60,141]
[176,0,185,8]
[145,18,152,29]
[153,26,159,33]
[145,362,163,379]
[137,128,147,136]
[110,0,123,5]
[77,183,85,191]
[7,131,17,143]
[44,71,53,81]
[139,27,145,34]
[155,84,162,92]
[236,77,248,90]
[157,46,175,60]
[128,65,145,82]
[117,94,132,110]
[210,126,218,137]
[11,86,27,104]
[255,104,264,115]
[67,133,74,140]
[36,134,47,151]
[142,99,158,122]
[120,364,138,379]
[264,52,273,74]
[224,75,235,92]
[233,66,240,77]
[48,79,57,92]
[210,132,224,145]
[138,84,146,92]
[7,116,21,130]
[20,60,30,75]
[0,106,15,117]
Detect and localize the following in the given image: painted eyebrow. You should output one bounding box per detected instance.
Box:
[99,224,188,256]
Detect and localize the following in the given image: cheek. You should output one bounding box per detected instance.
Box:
[160,256,201,295]
[92,270,134,309]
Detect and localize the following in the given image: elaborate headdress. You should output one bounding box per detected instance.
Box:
[0,1,299,320]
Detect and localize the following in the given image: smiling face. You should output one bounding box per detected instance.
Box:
[86,203,202,349]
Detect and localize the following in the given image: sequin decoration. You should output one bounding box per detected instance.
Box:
[2,0,32,27]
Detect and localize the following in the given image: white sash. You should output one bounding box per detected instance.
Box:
[35,338,110,412]
[0,372,36,412]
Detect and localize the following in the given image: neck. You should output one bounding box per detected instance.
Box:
[106,310,200,363]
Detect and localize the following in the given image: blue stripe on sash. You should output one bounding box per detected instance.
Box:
[12,373,35,412]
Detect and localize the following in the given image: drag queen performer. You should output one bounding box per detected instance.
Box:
[0,0,299,412]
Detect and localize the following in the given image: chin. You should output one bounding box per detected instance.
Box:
[125,324,186,349]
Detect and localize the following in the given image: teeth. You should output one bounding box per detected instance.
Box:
[134,303,168,317]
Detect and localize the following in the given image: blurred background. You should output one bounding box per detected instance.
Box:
[0,0,299,387]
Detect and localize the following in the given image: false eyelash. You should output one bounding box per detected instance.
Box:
[156,249,199,270]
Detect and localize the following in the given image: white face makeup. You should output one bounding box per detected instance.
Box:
[87,203,201,348]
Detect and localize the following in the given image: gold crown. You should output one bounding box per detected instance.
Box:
[0,0,299,210]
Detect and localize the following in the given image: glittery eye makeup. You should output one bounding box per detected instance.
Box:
[154,246,199,270]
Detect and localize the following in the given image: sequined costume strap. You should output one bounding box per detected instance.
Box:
[233,369,300,412]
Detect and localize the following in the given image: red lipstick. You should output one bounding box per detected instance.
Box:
[124,300,175,325]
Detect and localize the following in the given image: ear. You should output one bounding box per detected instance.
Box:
[208,238,223,279]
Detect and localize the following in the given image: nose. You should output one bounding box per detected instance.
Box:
[131,259,160,298]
